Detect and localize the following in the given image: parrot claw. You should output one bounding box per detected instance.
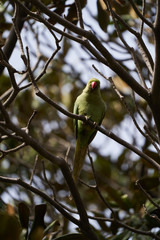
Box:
[93,121,98,128]
[82,115,90,125]
[84,116,97,128]
[85,116,90,121]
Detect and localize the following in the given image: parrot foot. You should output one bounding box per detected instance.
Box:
[93,121,98,128]
[85,116,90,121]
[84,116,97,128]
[82,115,90,125]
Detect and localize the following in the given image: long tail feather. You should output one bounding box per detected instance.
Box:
[73,140,88,183]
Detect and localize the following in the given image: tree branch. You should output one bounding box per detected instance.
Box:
[0,176,79,225]
[75,0,84,29]
[150,1,160,142]
[16,0,150,102]
[28,78,160,172]
[0,99,98,240]
[110,10,154,74]
[0,2,30,75]
[128,0,154,29]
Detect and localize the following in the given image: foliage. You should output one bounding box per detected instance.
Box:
[0,0,160,239]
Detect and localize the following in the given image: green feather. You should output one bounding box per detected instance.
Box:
[72,139,88,182]
[73,78,106,182]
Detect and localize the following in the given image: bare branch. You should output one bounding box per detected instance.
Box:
[0,125,23,142]
[41,160,57,198]
[0,142,26,160]
[26,110,37,132]
[105,0,148,89]
[12,2,26,63]
[140,0,146,36]
[75,0,84,29]
[0,175,79,225]
[104,2,154,75]
[88,150,116,218]
[0,2,29,75]
[29,154,39,185]
[128,0,154,29]
[0,49,19,91]
[150,1,160,142]
[87,214,160,239]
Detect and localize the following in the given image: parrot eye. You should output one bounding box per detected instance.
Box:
[91,81,97,89]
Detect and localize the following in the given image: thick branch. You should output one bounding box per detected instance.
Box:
[150,1,160,141]
[151,2,160,97]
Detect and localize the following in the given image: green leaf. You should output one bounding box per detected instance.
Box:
[0,206,22,240]
[28,204,47,240]
[18,202,30,229]
[144,150,160,164]
[18,202,30,239]
[138,177,159,190]
[97,0,109,32]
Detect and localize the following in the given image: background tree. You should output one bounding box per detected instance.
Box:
[0,0,160,239]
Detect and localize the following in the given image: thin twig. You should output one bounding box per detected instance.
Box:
[30,154,39,185]
[144,125,159,144]
[143,204,160,228]
[26,110,37,132]
[0,56,42,102]
[140,0,146,36]
[88,150,116,218]
[103,1,154,74]
[136,180,160,210]
[75,0,84,29]
[131,91,149,126]
[12,2,27,65]
[0,125,23,142]
[105,0,147,89]
[41,160,57,199]
[65,145,71,163]
[0,142,26,160]
[128,0,154,29]
[0,49,19,91]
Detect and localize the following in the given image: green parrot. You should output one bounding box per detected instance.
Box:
[73,78,106,183]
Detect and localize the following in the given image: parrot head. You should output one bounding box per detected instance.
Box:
[84,78,100,93]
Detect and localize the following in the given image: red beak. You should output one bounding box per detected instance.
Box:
[91,81,97,89]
